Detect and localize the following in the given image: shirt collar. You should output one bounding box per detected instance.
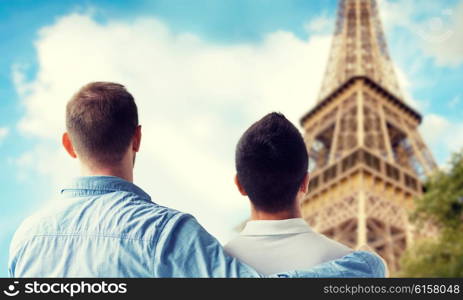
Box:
[240,218,313,236]
[60,176,151,201]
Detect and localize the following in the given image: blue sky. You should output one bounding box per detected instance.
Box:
[1,0,462,277]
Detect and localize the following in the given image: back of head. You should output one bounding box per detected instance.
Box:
[235,112,309,213]
[66,82,139,166]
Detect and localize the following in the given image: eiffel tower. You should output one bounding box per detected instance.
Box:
[300,0,437,272]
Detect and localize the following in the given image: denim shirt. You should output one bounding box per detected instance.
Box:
[9,176,385,278]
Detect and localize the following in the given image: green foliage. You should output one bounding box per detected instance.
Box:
[399,150,463,278]
[399,230,463,277]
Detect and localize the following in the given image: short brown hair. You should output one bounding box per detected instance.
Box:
[66,82,139,165]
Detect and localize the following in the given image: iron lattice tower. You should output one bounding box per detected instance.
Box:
[300,0,437,272]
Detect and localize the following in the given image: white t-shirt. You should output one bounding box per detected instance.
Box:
[224,218,353,275]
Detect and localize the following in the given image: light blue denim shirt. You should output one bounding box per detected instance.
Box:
[9,176,385,278]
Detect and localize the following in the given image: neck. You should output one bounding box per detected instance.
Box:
[250,204,302,221]
[80,157,134,182]
[81,167,133,182]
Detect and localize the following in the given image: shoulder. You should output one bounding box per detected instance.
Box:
[158,212,204,235]
[9,208,53,258]
[313,232,353,256]
[282,229,352,261]
[223,235,246,255]
[11,202,63,239]
[223,237,237,255]
[154,212,220,251]
[110,200,193,242]
[330,251,387,278]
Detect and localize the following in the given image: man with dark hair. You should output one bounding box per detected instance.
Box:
[9,84,384,277]
[225,113,352,275]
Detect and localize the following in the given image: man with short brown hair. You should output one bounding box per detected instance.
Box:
[65,82,140,168]
[63,82,141,182]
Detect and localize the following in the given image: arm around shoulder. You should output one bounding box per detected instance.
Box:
[152,214,385,278]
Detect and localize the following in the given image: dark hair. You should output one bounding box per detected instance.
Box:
[235,112,308,213]
[66,82,139,165]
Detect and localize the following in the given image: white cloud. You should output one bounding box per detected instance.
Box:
[421,114,450,147]
[304,15,334,35]
[13,13,331,242]
[0,127,9,144]
[378,0,416,32]
[421,114,463,160]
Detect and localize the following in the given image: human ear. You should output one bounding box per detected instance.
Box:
[132,125,142,152]
[62,132,77,158]
[299,172,310,194]
[234,174,247,196]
